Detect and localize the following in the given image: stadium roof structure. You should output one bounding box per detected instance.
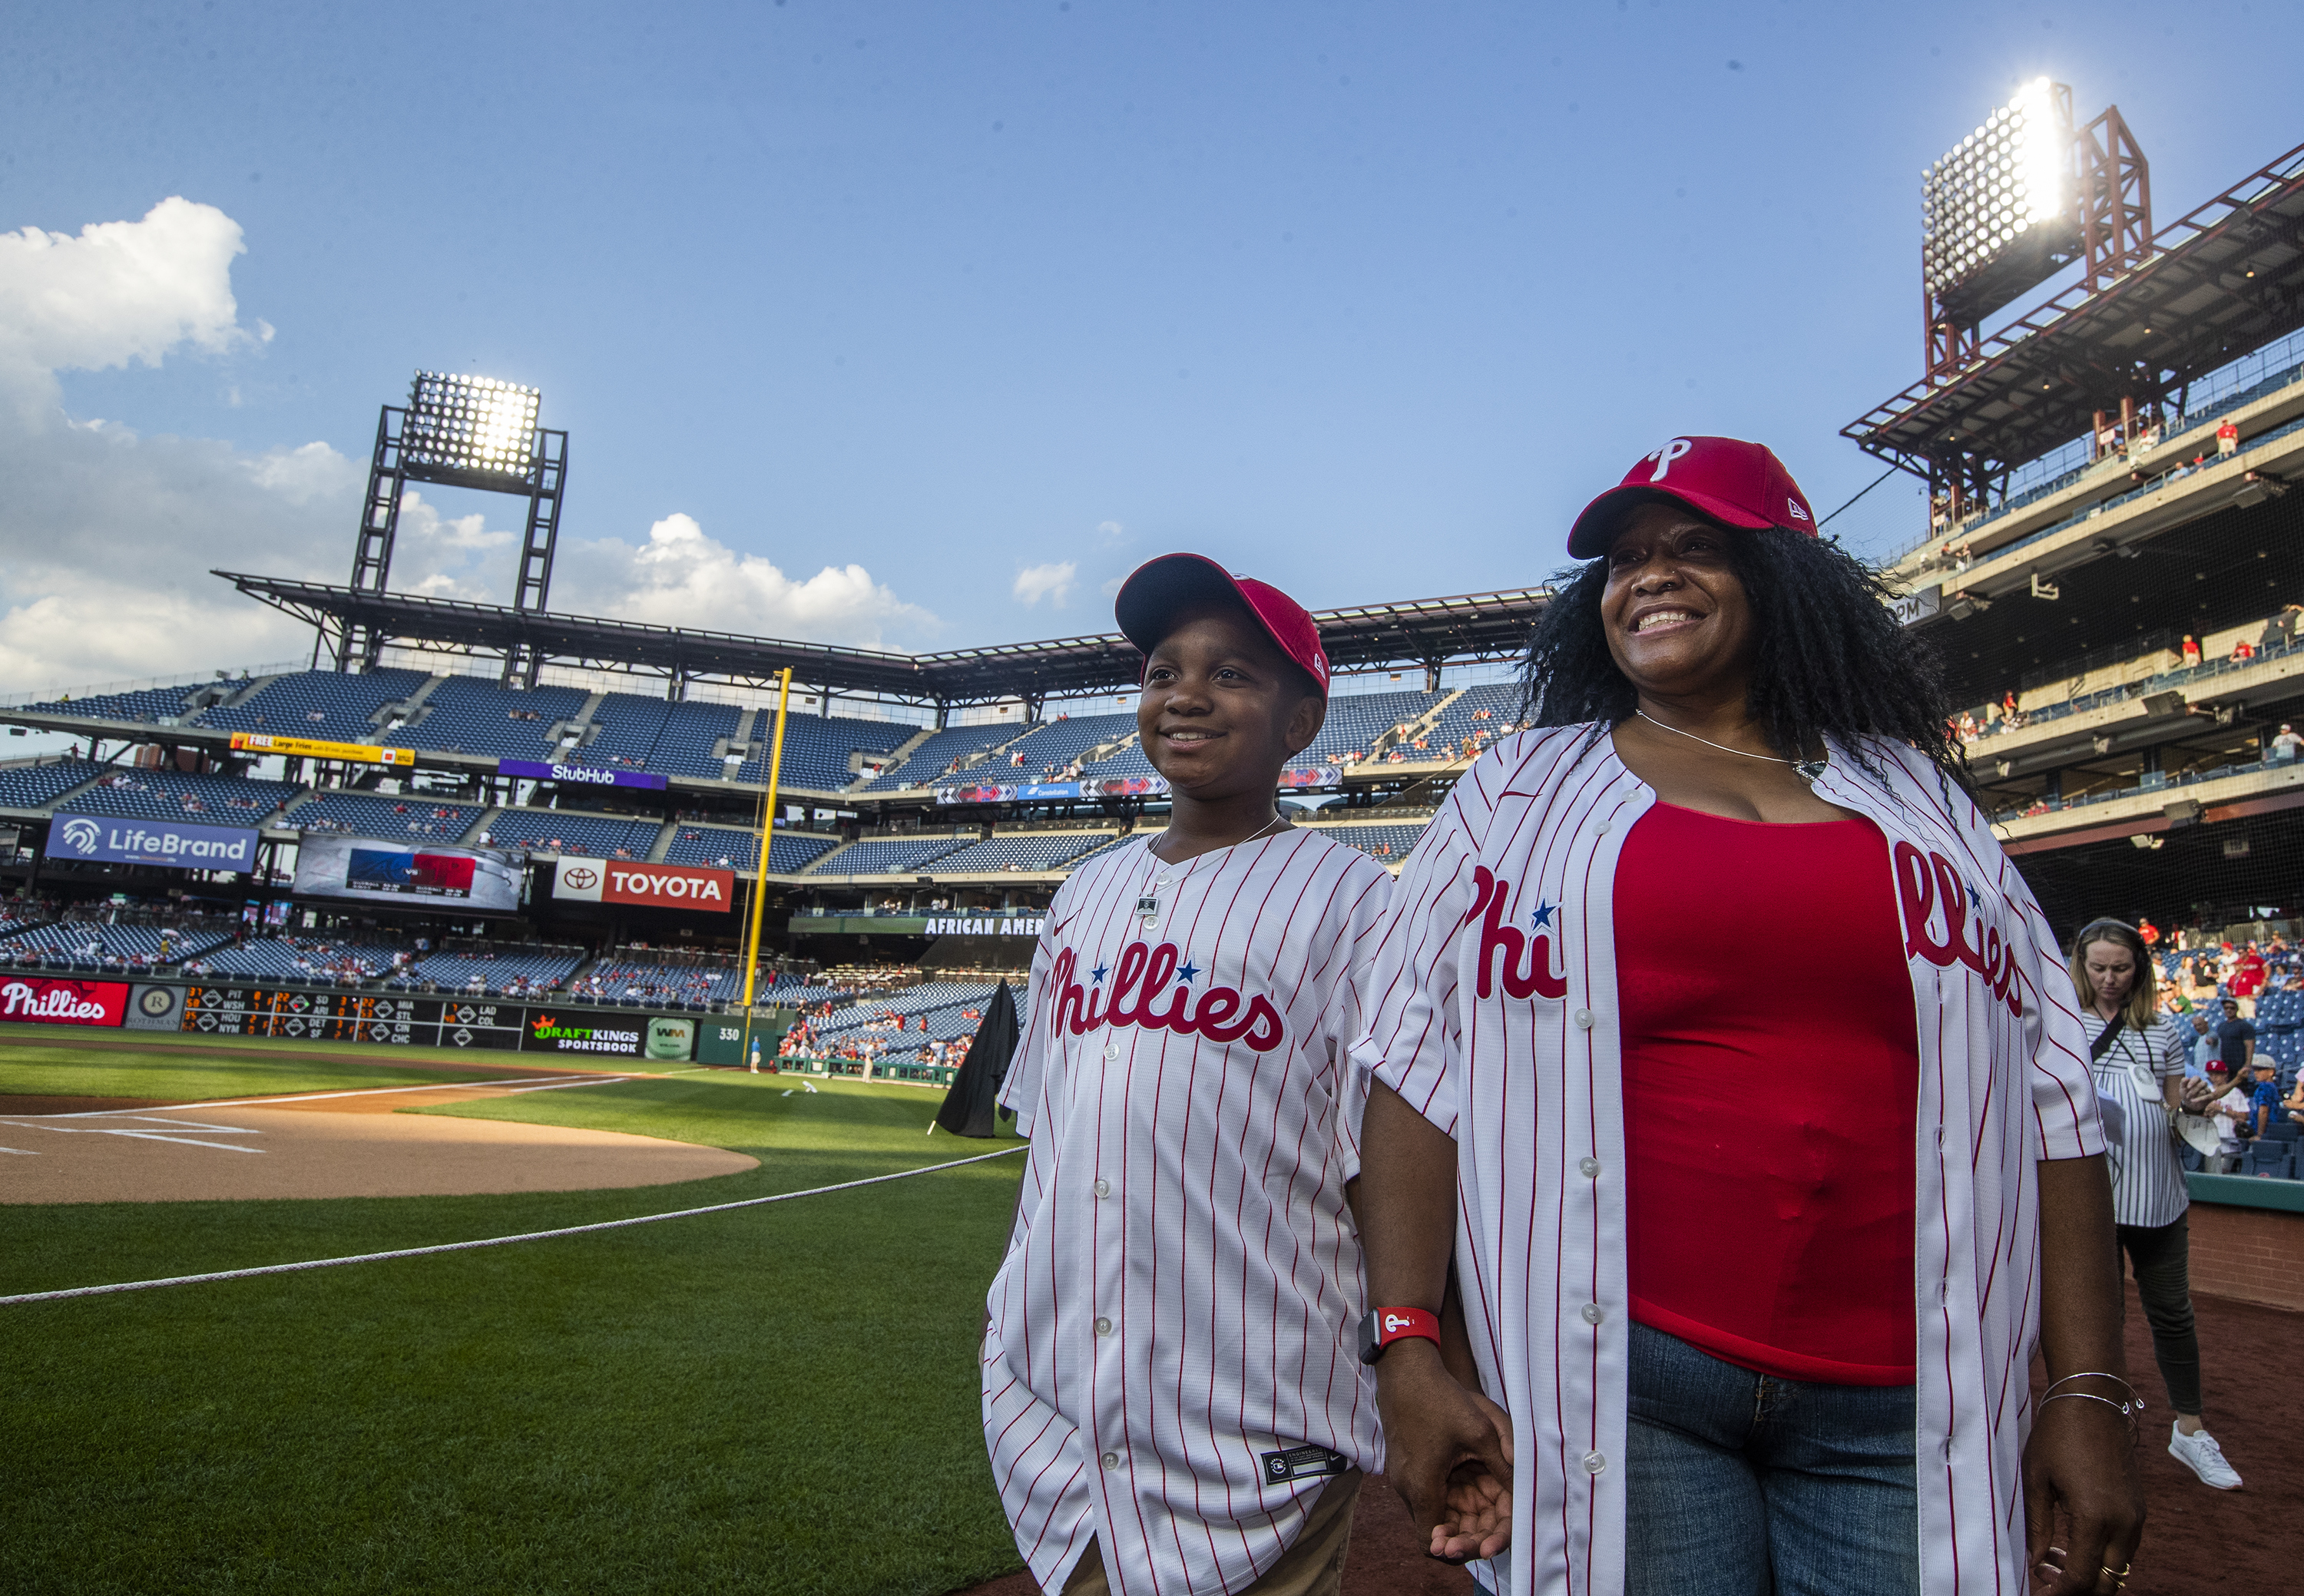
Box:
[217,571,1551,707]
[1846,138,2304,485]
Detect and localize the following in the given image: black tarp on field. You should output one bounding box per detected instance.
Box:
[934,979,1018,1137]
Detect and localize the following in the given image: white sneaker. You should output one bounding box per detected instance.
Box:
[2169,1423,2243,1489]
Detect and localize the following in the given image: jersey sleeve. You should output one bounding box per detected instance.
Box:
[1324,853,1396,1184]
[997,913,1063,1138]
[1348,781,1487,1137]
[1997,824,2106,1163]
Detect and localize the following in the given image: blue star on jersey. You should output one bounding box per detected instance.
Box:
[1528,900,1557,931]
[1091,963,1109,985]
[1177,960,1200,984]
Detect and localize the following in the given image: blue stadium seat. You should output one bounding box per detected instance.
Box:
[562,694,741,781]
[385,677,588,761]
[920,833,1117,873]
[479,808,664,859]
[662,826,839,874]
[0,759,103,810]
[58,770,300,826]
[290,791,485,842]
[198,669,432,742]
[804,835,978,876]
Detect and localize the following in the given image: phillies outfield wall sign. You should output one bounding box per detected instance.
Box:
[497,759,670,792]
[552,857,734,912]
[49,815,260,870]
[0,975,131,1028]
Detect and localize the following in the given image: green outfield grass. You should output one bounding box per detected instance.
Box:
[0,1068,1028,1596]
[0,1023,549,1101]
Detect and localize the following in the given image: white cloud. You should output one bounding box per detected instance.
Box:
[1013,560,1078,608]
[558,514,932,647]
[1096,519,1124,540]
[0,199,939,694]
[0,197,265,420]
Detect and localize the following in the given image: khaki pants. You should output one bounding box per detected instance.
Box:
[1058,1469,1362,1596]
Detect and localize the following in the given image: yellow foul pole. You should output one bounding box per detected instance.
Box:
[738,668,795,1068]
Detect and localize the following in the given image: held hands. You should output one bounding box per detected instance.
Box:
[1373,1343,1515,1563]
[2023,1390,2145,1593]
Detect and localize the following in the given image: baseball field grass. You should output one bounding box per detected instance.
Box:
[0,1021,563,1101]
[0,1065,1029,1595]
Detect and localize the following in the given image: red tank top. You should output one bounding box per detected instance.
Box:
[1614,801,1918,1385]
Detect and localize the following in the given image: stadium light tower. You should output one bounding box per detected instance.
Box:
[343,371,568,687]
[1920,79,2150,518]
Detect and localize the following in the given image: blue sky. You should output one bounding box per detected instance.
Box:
[3,0,2296,688]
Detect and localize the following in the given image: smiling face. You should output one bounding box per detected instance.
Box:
[1598,502,1759,704]
[1138,601,1325,799]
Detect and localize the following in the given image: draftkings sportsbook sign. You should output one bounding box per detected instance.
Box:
[552,858,734,912]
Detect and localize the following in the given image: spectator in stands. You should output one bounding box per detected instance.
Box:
[2216,419,2239,458]
[2256,604,2304,654]
[1358,436,2140,1588]
[2071,920,2238,1490]
[2182,634,2202,667]
[2269,723,2303,763]
[2227,637,2255,664]
[2214,997,2257,1071]
[2203,1063,2249,1167]
[2230,945,2268,1009]
[2246,1055,2284,1139]
[2137,916,2160,949]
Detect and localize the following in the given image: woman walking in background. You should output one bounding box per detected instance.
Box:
[2074,919,2242,1490]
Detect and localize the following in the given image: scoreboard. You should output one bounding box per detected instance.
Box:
[179,986,525,1049]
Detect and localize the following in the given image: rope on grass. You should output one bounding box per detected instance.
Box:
[0,1145,1025,1308]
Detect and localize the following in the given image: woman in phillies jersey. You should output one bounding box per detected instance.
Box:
[982,555,1404,1596]
[1352,437,2144,1596]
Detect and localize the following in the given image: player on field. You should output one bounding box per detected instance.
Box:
[982,554,1395,1596]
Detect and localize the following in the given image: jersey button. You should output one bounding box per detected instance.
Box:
[1581,1303,1604,1324]
[1093,1179,1111,1198]
[1103,1451,1121,1469]
[1094,1316,1113,1336]
[1573,1008,1594,1029]
[1141,916,1159,932]
[1103,1044,1121,1060]
[1582,1451,1607,1475]
[1578,1157,1602,1178]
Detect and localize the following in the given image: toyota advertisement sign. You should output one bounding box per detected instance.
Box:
[49,815,260,870]
[0,976,131,1028]
[553,858,734,913]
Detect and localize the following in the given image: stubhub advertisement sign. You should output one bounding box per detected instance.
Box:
[497,758,670,793]
[49,815,260,870]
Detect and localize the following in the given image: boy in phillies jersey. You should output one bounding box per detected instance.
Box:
[982,554,1392,1596]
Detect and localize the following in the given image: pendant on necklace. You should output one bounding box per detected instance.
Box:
[1135,894,1160,916]
[1794,759,1828,783]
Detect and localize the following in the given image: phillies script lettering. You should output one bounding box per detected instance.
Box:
[1050,942,1285,1051]
[1463,867,1567,1001]
[1893,842,2024,1017]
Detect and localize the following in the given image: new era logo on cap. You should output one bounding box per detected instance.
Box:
[1567,435,1819,558]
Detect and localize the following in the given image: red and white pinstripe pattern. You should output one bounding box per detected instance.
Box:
[1352,727,2104,1596]
[985,829,1392,1596]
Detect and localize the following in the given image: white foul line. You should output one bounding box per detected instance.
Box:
[27,1074,607,1119]
[0,1145,1026,1307]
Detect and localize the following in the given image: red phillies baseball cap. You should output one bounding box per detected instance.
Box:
[1115,553,1331,694]
[1566,435,1819,558]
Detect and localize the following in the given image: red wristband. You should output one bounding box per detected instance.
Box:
[1359,1306,1442,1364]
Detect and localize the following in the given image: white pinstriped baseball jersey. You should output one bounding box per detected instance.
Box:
[2091,1014,2190,1229]
[984,829,1392,1596]
[1352,727,2105,1596]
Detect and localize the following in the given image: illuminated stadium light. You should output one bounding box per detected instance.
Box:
[402,372,543,480]
[1921,78,2079,312]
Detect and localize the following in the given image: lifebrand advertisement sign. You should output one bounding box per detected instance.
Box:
[0,976,131,1028]
[553,857,735,913]
[228,732,415,767]
[49,816,261,870]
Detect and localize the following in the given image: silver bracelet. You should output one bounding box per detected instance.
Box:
[2043,1370,2142,1412]
[2038,1390,2140,1444]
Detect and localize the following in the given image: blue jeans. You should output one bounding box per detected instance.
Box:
[1626,1321,1918,1596]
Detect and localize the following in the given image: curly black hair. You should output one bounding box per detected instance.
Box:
[1518,523,1969,793]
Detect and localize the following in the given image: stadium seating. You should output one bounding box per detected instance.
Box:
[737,711,917,793]
[385,677,588,760]
[479,807,664,859]
[571,959,746,1007]
[1310,822,1430,862]
[0,759,102,810]
[24,683,210,724]
[59,770,301,825]
[1296,688,1435,766]
[987,712,1140,783]
[922,833,1117,873]
[198,668,432,742]
[197,935,415,982]
[662,825,839,874]
[406,944,584,995]
[289,790,485,841]
[804,835,978,876]
[1418,681,1524,756]
[1,919,237,970]
[565,694,740,781]
[864,721,1034,791]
